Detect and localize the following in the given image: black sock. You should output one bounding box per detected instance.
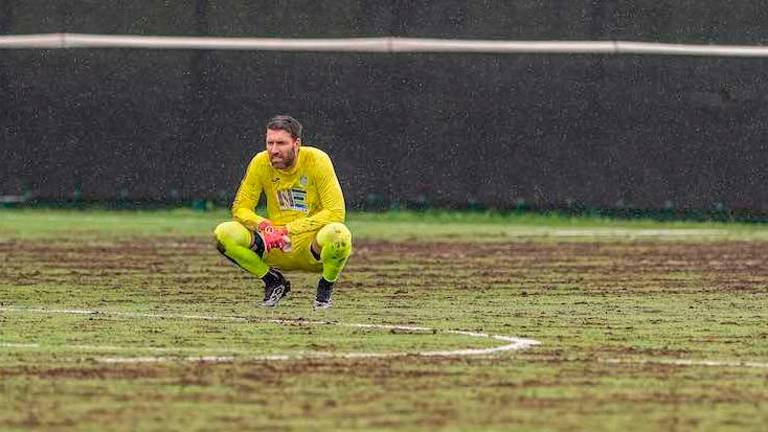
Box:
[251,232,266,257]
[318,277,334,290]
[311,246,321,261]
[262,269,280,286]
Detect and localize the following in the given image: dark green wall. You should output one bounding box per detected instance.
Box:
[2,1,767,211]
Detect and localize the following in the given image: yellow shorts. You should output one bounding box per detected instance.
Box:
[263,229,323,273]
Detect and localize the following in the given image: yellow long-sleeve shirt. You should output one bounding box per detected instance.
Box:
[231,146,345,235]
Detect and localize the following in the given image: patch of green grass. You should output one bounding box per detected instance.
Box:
[0,312,501,363]
[1,208,767,241]
[1,210,768,431]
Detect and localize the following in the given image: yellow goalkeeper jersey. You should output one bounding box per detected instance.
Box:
[231,146,345,235]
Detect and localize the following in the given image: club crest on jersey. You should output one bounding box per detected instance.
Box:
[299,175,309,187]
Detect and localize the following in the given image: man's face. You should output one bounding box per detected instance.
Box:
[266,128,299,170]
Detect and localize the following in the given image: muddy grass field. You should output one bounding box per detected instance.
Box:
[1,210,767,431]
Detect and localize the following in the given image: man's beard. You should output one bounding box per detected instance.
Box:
[271,148,297,169]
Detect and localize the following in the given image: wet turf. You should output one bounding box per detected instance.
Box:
[1,210,767,431]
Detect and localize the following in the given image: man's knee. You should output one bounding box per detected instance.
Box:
[316,222,352,257]
[213,221,252,249]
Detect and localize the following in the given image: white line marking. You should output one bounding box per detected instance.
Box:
[100,356,239,364]
[599,357,768,369]
[0,342,248,353]
[549,228,728,237]
[7,307,765,369]
[0,343,40,348]
[0,307,249,322]
[0,306,541,363]
[78,352,768,368]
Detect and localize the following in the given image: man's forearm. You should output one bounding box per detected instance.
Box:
[233,207,268,231]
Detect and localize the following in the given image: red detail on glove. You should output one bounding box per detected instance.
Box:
[258,221,291,252]
[258,220,275,234]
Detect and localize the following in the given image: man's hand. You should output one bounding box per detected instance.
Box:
[257,220,276,234]
[257,220,292,252]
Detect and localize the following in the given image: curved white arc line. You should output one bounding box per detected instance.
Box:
[90,338,540,364]
[339,322,435,332]
[0,306,540,362]
[0,306,526,339]
[11,307,761,369]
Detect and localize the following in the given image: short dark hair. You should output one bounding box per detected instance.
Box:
[267,115,303,140]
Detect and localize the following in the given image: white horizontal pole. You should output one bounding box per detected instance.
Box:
[1,33,768,57]
[0,33,67,48]
[390,38,618,54]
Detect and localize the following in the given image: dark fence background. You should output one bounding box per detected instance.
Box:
[2,1,767,213]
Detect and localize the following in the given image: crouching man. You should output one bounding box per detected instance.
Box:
[214,115,352,308]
